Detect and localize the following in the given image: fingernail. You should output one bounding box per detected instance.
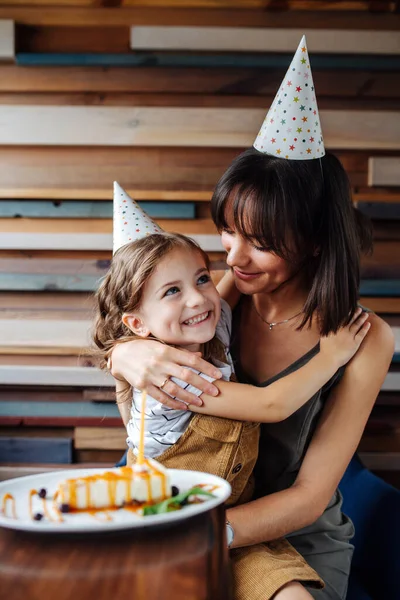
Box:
[209,387,219,397]
[214,371,222,379]
[196,399,203,406]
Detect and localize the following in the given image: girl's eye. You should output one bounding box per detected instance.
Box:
[164,286,180,297]
[197,273,210,285]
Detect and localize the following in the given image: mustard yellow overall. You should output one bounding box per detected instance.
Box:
[128,413,323,599]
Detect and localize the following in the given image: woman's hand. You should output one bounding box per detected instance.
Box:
[110,340,222,409]
[320,307,370,368]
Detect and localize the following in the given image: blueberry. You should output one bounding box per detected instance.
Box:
[38,488,47,499]
[171,486,179,497]
[34,512,43,521]
[60,503,70,513]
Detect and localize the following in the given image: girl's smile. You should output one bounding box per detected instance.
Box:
[124,247,221,351]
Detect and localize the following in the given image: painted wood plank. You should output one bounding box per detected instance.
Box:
[0,389,89,403]
[359,452,400,471]
[0,189,211,202]
[0,291,92,312]
[0,365,114,387]
[0,21,14,61]
[368,157,400,187]
[0,416,122,428]
[0,146,381,198]
[357,202,400,220]
[0,217,216,235]
[359,279,400,296]
[0,319,92,349]
[0,437,72,464]
[15,53,400,70]
[360,297,400,314]
[0,201,195,219]
[75,427,126,450]
[0,400,118,417]
[0,274,102,292]
[130,26,400,55]
[0,258,110,276]
[382,372,400,392]
[0,106,399,150]
[0,464,112,482]
[0,232,224,251]
[1,6,399,29]
[1,64,399,99]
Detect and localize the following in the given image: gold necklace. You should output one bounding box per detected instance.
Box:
[251,299,303,331]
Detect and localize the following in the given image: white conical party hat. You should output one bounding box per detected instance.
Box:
[113,181,163,254]
[254,36,325,160]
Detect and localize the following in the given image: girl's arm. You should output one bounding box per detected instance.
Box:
[225,314,394,547]
[191,310,370,423]
[115,379,132,427]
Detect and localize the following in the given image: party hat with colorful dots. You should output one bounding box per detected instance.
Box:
[113,181,163,254]
[253,35,325,160]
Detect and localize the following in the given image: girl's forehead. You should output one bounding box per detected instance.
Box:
[153,246,207,276]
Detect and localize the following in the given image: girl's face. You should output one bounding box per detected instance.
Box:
[221,219,299,296]
[131,247,221,351]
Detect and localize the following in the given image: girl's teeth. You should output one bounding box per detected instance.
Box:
[184,312,209,325]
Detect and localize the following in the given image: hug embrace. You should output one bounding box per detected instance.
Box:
[93,36,394,600]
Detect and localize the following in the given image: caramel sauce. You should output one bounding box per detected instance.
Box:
[197,483,220,493]
[28,489,38,520]
[2,493,16,519]
[28,489,63,523]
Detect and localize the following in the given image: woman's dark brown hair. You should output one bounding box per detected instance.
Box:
[211,148,372,335]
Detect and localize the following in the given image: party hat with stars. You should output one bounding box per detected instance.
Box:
[253,36,325,160]
[113,181,163,254]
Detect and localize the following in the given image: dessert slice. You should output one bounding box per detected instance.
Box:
[55,458,171,512]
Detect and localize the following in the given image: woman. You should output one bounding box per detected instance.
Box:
[109,40,394,599]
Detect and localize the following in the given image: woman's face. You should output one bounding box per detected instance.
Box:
[221,219,300,296]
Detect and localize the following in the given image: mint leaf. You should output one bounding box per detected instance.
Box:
[143,486,215,516]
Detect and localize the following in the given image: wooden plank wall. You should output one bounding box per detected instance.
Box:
[0,0,399,486]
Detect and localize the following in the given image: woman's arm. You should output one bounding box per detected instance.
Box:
[226,314,394,547]
[191,309,370,422]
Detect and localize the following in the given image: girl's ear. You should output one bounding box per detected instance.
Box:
[122,314,151,338]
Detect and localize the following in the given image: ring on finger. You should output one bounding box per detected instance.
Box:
[160,377,170,391]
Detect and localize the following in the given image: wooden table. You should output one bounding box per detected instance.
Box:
[0,504,232,600]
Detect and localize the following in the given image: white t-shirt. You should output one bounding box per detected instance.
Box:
[126,298,233,458]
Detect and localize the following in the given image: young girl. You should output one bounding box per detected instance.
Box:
[93,185,370,600]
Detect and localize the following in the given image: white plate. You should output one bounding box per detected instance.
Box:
[0,467,231,533]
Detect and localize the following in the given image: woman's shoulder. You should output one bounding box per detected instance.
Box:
[350,312,394,371]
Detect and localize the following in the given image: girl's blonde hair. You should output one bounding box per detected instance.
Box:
[93,233,225,384]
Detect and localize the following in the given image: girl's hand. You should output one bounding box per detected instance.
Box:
[110,340,222,410]
[320,308,370,368]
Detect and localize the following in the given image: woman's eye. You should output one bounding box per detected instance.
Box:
[197,274,210,285]
[222,228,235,235]
[251,243,273,253]
[164,286,180,297]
